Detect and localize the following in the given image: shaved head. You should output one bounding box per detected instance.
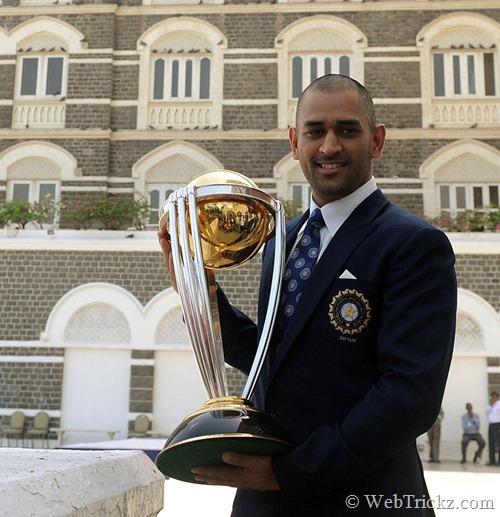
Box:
[296,74,377,133]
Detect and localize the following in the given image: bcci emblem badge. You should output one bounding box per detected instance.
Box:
[329,289,371,335]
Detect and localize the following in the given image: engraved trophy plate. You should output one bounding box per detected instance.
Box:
[155,170,293,483]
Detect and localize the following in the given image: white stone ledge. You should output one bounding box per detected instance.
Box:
[0,229,161,252]
[0,448,164,516]
[447,232,500,255]
[3,229,500,255]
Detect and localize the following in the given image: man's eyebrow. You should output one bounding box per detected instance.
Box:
[336,119,363,127]
[302,119,363,128]
[302,120,324,127]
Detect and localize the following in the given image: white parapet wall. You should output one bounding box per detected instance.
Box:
[0,448,164,516]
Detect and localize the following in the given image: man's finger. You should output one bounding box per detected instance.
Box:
[157,230,179,291]
[221,451,265,468]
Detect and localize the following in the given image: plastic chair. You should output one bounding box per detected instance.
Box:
[1,411,26,447]
[26,411,50,448]
[128,414,150,438]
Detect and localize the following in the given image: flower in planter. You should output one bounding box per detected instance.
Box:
[0,196,62,229]
[91,196,151,230]
[64,195,151,230]
[425,207,500,232]
[65,199,95,230]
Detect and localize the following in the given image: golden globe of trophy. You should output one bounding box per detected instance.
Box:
[155,169,293,483]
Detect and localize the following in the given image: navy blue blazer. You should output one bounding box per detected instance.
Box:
[218,189,457,516]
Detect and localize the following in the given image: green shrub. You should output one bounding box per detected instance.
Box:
[427,208,500,232]
[278,198,303,221]
[0,196,62,229]
[65,195,150,230]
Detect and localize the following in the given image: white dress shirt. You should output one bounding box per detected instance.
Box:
[297,176,378,261]
[487,400,500,424]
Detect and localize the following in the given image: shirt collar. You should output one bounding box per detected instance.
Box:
[310,176,378,237]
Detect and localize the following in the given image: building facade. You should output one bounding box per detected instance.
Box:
[1,0,500,459]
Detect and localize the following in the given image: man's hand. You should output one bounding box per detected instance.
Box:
[191,451,280,491]
[157,229,178,291]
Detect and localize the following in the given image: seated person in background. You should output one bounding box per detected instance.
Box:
[461,403,485,463]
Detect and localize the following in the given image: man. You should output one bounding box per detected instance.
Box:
[486,392,500,466]
[427,408,444,463]
[460,403,485,463]
[159,74,457,515]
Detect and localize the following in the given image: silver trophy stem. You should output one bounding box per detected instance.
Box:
[241,206,285,401]
[168,196,211,393]
[186,188,228,398]
[163,178,285,403]
[168,188,227,399]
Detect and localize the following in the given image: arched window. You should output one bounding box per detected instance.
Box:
[418,14,500,128]
[137,18,225,130]
[291,52,351,99]
[420,140,500,217]
[132,141,223,224]
[276,16,366,129]
[65,303,131,343]
[454,312,484,353]
[155,307,188,345]
[0,141,79,227]
[274,153,311,212]
[8,158,59,200]
[145,154,206,225]
[10,17,84,129]
[153,56,211,102]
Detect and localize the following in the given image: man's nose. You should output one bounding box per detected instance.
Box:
[319,131,342,155]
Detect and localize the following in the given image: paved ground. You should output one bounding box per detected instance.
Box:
[159,461,500,516]
[424,460,499,515]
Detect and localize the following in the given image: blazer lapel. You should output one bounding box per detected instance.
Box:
[252,213,308,407]
[269,190,390,379]
[258,212,308,324]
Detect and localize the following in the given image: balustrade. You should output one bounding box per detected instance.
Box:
[12,101,66,129]
[149,102,213,129]
[432,99,500,127]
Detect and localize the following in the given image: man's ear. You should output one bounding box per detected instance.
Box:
[372,124,386,160]
[289,126,299,160]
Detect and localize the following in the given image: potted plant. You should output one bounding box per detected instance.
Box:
[65,195,151,231]
[427,208,500,233]
[0,195,62,234]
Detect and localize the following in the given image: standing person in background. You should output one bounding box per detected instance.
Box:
[427,408,444,463]
[486,392,500,466]
[159,74,457,515]
[460,403,485,464]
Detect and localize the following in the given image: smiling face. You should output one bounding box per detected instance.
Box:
[289,88,386,207]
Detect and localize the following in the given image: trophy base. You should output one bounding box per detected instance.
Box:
[155,397,293,484]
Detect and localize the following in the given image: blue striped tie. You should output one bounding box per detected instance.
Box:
[278,208,325,328]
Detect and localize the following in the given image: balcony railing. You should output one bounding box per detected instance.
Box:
[431,99,500,128]
[12,100,66,129]
[148,0,221,4]
[20,0,72,4]
[148,101,214,130]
